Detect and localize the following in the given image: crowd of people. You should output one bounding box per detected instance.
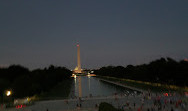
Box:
[117,91,188,111]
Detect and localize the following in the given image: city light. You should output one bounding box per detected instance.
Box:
[6,90,12,96]
[74,75,77,79]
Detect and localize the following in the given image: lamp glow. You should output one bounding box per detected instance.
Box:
[74,75,77,79]
[6,90,11,96]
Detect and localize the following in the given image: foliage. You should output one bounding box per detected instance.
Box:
[99,102,123,111]
[40,79,73,100]
[95,57,188,87]
[0,65,72,101]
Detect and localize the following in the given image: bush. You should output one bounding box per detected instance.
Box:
[99,102,123,111]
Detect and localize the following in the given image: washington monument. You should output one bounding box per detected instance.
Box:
[74,43,82,73]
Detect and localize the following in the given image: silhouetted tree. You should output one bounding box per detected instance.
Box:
[0,65,72,99]
[95,57,188,87]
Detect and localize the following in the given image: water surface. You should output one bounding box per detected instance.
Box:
[72,76,139,98]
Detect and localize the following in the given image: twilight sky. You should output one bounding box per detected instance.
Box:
[0,0,188,70]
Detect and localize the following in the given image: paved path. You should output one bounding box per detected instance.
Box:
[1,94,188,111]
[1,95,141,111]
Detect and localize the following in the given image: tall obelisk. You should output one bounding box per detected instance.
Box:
[77,44,82,73]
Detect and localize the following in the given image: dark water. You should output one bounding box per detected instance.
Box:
[72,76,140,98]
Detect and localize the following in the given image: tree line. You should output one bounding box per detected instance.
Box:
[95,57,188,87]
[0,65,72,99]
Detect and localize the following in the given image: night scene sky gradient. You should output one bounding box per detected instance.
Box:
[0,0,188,70]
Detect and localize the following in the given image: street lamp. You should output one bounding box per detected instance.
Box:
[3,90,12,105]
[6,91,11,97]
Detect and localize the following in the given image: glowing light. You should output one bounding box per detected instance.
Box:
[6,90,11,96]
[16,105,26,109]
[163,93,168,96]
[74,75,77,79]
[27,97,31,101]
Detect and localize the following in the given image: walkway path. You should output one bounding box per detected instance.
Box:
[2,93,187,111]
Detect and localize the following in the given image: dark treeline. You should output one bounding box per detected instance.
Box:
[0,65,72,98]
[95,57,188,87]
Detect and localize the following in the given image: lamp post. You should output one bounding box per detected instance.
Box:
[2,90,12,108]
[6,91,11,97]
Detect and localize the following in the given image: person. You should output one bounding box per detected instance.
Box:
[46,108,48,111]
[1,104,3,109]
[175,102,178,108]
[151,106,155,111]
[126,102,129,107]
[147,108,150,111]
[138,107,141,111]
[134,102,136,109]
[171,107,174,111]
[80,104,82,107]
[95,104,98,108]
[89,94,92,98]
[77,104,80,110]
[141,98,144,105]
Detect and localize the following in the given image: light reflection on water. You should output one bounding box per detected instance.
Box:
[73,76,140,98]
